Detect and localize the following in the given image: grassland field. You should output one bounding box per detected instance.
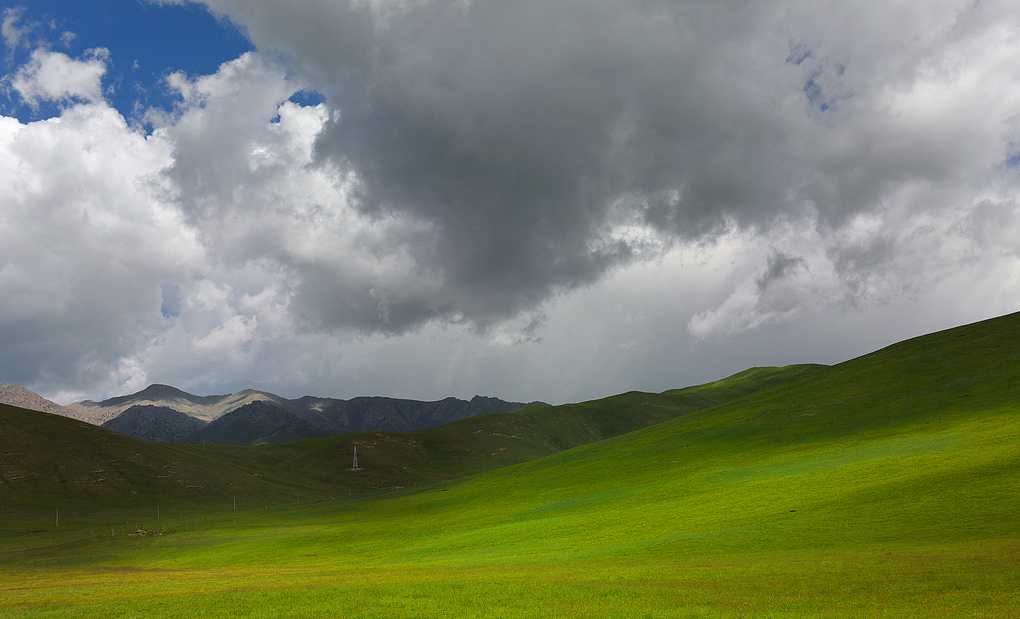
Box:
[1,312,1019,617]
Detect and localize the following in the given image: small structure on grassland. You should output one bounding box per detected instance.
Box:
[348,444,363,471]
[128,528,161,536]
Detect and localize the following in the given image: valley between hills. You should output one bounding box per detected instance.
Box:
[2,312,1019,617]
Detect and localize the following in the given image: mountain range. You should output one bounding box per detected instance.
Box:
[0,383,544,446]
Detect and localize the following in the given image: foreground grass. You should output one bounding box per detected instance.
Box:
[3,396,1017,617]
[4,540,1016,618]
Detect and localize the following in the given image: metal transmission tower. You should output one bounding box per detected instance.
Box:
[348,444,363,471]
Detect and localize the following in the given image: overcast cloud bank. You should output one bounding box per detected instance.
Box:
[1,0,1019,404]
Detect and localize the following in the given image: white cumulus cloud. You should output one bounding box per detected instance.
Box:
[10,48,109,107]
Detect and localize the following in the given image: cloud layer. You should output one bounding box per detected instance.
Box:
[185,0,1020,326]
[2,0,1020,403]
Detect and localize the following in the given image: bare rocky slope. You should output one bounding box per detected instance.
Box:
[0,384,87,421]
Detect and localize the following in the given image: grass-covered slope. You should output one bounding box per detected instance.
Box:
[2,313,1018,617]
[0,364,819,508]
[0,404,340,507]
[228,363,823,492]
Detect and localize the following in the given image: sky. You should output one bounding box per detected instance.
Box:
[1,0,1019,406]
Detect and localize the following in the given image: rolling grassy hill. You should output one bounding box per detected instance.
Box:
[0,363,817,510]
[238,363,823,492]
[0,403,340,508]
[1,312,1018,617]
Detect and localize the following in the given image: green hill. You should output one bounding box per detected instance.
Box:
[0,403,338,507]
[1,312,1018,617]
[241,363,823,492]
[0,363,819,509]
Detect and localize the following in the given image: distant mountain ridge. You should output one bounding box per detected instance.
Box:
[101,405,209,444]
[0,383,545,446]
[66,384,284,425]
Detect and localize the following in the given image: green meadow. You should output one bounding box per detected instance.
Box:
[2,313,1019,617]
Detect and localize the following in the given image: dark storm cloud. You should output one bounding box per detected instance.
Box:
[756,252,808,293]
[187,0,812,332]
[162,0,1020,336]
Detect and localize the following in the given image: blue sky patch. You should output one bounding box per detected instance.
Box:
[803,73,824,110]
[289,89,326,108]
[160,282,182,318]
[786,41,812,66]
[1,0,252,122]
[802,64,850,114]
